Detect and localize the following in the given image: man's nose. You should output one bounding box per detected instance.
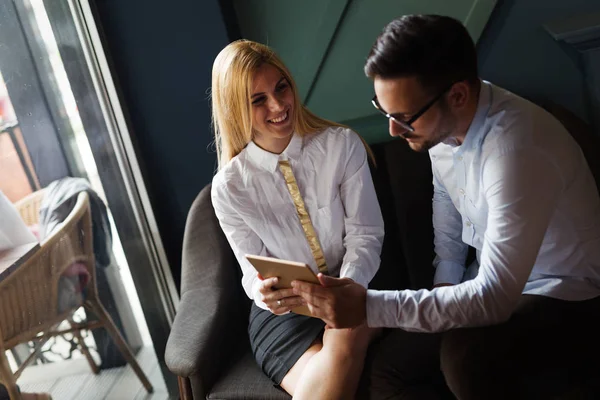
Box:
[389,118,407,137]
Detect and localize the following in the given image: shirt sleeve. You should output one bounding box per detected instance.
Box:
[211,182,270,310]
[338,131,385,288]
[431,167,468,285]
[366,147,562,331]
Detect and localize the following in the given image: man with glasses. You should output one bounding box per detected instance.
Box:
[293,14,600,399]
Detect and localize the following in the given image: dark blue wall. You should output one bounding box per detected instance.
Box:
[93,0,231,287]
[477,0,599,123]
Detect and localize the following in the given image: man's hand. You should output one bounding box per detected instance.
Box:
[292,274,367,329]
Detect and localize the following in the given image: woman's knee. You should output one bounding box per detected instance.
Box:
[322,325,375,359]
[280,340,323,394]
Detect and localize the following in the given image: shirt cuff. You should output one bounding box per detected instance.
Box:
[433,260,465,286]
[340,263,369,288]
[251,279,270,311]
[366,289,399,328]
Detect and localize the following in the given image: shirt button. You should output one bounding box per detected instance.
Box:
[459,189,465,195]
[466,221,472,227]
[457,156,463,161]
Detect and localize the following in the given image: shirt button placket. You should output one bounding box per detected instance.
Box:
[455,152,470,241]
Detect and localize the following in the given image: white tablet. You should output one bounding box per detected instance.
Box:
[245,254,320,316]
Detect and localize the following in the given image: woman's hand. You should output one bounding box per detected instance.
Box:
[258,274,306,315]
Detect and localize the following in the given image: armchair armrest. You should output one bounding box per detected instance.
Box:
[165,288,232,377]
[165,284,245,400]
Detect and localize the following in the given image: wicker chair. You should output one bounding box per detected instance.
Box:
[0,191,152,399]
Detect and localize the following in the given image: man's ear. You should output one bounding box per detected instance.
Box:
[447,81,470,110]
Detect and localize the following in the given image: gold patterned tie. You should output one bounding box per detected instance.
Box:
[278,160,328,274]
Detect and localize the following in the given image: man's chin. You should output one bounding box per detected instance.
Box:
[408,141,431,153]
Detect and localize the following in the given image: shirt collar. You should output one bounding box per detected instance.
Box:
[246,133,303,172]
[443,80,493,151]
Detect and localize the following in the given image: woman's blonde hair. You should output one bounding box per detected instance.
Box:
[211,39,374,168]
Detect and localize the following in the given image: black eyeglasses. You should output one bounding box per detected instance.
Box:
[371,83,454,133]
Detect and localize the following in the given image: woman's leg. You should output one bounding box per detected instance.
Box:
[288,325,379,400]
[280,339,323,395]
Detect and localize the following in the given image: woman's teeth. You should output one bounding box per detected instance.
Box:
[270,112,288,123]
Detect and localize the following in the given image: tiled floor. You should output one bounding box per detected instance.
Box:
[16,346,169,400]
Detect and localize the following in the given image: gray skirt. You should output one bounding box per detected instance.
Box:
[248,302,325,385]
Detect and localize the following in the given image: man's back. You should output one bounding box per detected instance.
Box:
[430,81,600,301]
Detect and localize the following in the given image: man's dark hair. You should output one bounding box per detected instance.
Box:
[364,15,478,94]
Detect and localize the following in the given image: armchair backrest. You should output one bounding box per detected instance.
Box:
[181,184,249,318]
[14,189,46,227]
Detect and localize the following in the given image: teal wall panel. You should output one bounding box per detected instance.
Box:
[234,0,349,100]
[477,0,600,126]
[234,0,497,143]
[306,0,489,123]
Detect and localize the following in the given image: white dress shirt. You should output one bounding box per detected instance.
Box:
[367,81,600,332]
[212,127,384,310]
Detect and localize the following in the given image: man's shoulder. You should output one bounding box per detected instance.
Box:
[480,85,560,154]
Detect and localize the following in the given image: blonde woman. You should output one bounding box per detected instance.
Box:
[210,40,384,399]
